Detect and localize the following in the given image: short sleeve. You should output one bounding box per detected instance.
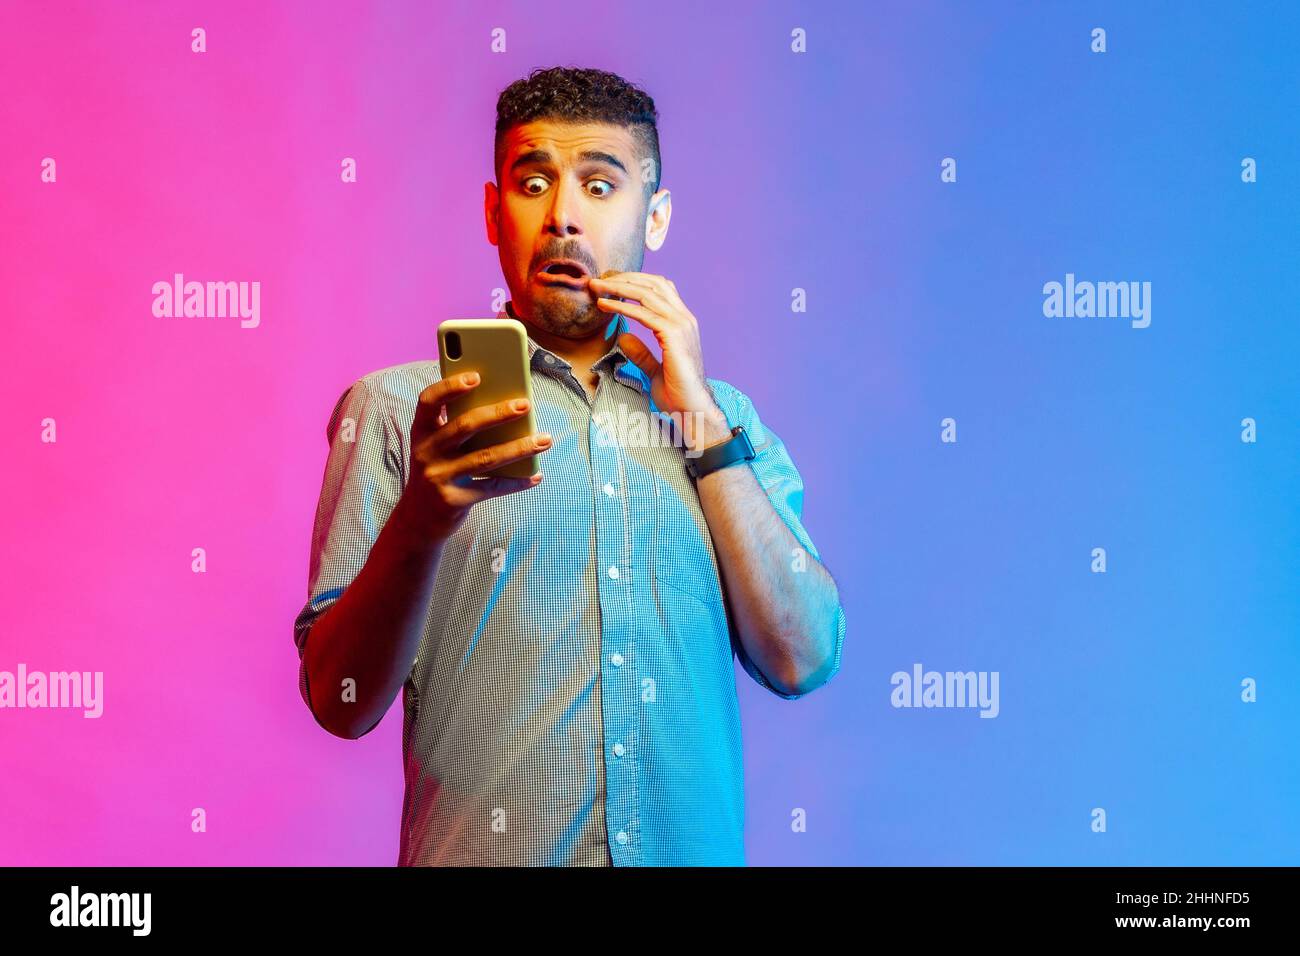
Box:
[709,380,846,700]
[291,377,406,720]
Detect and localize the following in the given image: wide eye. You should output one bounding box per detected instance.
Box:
[522,176,548,195]
[586,179,614,198]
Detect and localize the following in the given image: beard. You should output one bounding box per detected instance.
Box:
[505,226,643,339]
[524,285,607,338]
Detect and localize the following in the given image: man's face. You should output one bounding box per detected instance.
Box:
[486,119,662,339]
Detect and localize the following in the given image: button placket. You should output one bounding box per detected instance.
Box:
[591,391,642,862]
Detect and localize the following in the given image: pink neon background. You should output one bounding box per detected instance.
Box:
[2,1,885,864]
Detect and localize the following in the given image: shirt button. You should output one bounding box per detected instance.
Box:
[610,653,624,667]
[613,743,625,758]
[603,482,616,496]
[607,566,619,579]
[543,353,555,364]
[615,831,629,846]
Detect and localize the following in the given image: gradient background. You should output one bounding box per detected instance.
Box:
[2,0,1297,866]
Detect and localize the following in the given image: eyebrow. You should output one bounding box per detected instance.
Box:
[510,148,629,176]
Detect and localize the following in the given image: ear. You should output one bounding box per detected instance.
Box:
[485,181,500,246]
[644,188,671,252]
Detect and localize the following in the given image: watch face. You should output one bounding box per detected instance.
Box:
[733,426,755,460]
[686,426,754,479]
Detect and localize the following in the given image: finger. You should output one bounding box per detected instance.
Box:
[587,276,676,317]
[449,431,553,479]
[434,397,532,453]
[611,271,679,298]
[587,273,654,300]
[617,332,662,381]
[593,270,662,291]
[464,471,544,501]
[595,296,671,338]
[591,272,682,309]
[414,372,480,433]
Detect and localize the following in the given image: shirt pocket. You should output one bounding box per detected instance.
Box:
[652,471,725,607]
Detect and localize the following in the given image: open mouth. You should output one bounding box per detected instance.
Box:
[535,260,591,288]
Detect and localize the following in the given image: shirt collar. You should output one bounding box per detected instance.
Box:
[497,302,647,394]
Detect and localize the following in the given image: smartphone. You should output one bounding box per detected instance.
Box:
[436,318,539,478]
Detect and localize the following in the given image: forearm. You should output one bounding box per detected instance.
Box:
[302,494,445,738]
[691,410,842,696]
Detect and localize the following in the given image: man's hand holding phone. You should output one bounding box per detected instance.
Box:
[393,371,551,542]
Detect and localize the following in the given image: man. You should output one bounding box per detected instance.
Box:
[293,66,845,866]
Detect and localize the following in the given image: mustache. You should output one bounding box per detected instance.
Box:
[531,248,597,274]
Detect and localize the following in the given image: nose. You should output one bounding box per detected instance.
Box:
[544,176,583,237]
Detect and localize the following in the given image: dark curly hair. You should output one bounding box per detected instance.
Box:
[494,66,661,198]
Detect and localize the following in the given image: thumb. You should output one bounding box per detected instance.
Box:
[618,332,662,380]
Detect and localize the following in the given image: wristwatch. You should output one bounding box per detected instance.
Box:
[685,424,756,480]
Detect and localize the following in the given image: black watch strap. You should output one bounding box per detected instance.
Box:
[686,424,756,480]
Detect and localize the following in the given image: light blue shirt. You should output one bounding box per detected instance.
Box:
[293,309,845,865]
